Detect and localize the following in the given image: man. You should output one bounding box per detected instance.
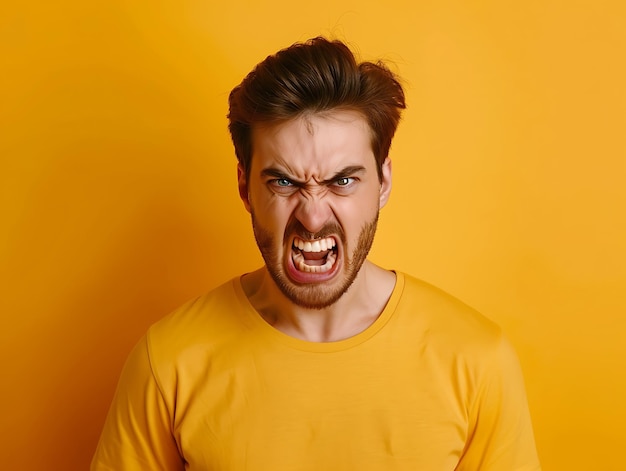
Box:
[92,37,541,470]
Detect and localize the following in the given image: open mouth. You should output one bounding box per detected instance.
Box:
[292,236,338,273]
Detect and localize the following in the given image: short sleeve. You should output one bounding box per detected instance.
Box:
[456,334,542,471]
[91,335,184,471]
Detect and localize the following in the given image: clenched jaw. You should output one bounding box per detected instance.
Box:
[292,236,338,273]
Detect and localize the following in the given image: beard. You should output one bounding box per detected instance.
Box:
[250,210,379,310]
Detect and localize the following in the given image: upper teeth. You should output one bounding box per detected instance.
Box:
[294,236,336,252]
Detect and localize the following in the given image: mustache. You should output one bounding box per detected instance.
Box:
[284,219,345,243]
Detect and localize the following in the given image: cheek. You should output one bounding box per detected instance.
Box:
[337,200,374,227]
[341,192,380,217]
[253,195,296,228]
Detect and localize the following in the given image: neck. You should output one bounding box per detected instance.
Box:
[241,262,396,342]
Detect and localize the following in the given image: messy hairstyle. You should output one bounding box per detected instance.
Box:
[227,37,406,181]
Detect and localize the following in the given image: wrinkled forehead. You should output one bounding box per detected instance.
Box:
[253,109,371,136]
[249,110,375,176]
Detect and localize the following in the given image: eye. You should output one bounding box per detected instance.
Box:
[268,178,293,188]
[330,176,358,194]
[273,178,293,187]
[335,177,354,186]
[268,177,298,195]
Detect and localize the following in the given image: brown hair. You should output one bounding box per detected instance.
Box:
[228,37,406,181]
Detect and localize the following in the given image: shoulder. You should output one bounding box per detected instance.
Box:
[393,272,526,405]
[394,272,504,356]
[145,277,250,364]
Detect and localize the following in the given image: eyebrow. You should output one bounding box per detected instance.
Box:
[261,168,293,180]
[260,165,367,185]
[322,165,367,185]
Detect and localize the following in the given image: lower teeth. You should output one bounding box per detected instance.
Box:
[293,251,336,273]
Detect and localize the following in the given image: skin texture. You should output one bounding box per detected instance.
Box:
[238,109,396,342]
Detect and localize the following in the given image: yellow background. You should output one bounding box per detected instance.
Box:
[1,0,624,469]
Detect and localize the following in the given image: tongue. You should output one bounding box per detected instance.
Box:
[302,250,330,261]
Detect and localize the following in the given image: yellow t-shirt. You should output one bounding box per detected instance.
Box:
[92,272,541,470]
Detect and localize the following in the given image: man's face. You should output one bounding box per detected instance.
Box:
[238,110,392,309]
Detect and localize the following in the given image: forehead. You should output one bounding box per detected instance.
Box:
[250,110,374,176]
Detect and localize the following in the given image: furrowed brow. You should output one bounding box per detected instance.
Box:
[261,168,304,185]
[261,168,290,179]
[321,165,367,185]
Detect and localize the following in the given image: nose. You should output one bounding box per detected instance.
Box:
[294,194,333,234]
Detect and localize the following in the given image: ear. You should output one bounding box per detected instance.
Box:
[379,157,392,209]
[237,163,251,213]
